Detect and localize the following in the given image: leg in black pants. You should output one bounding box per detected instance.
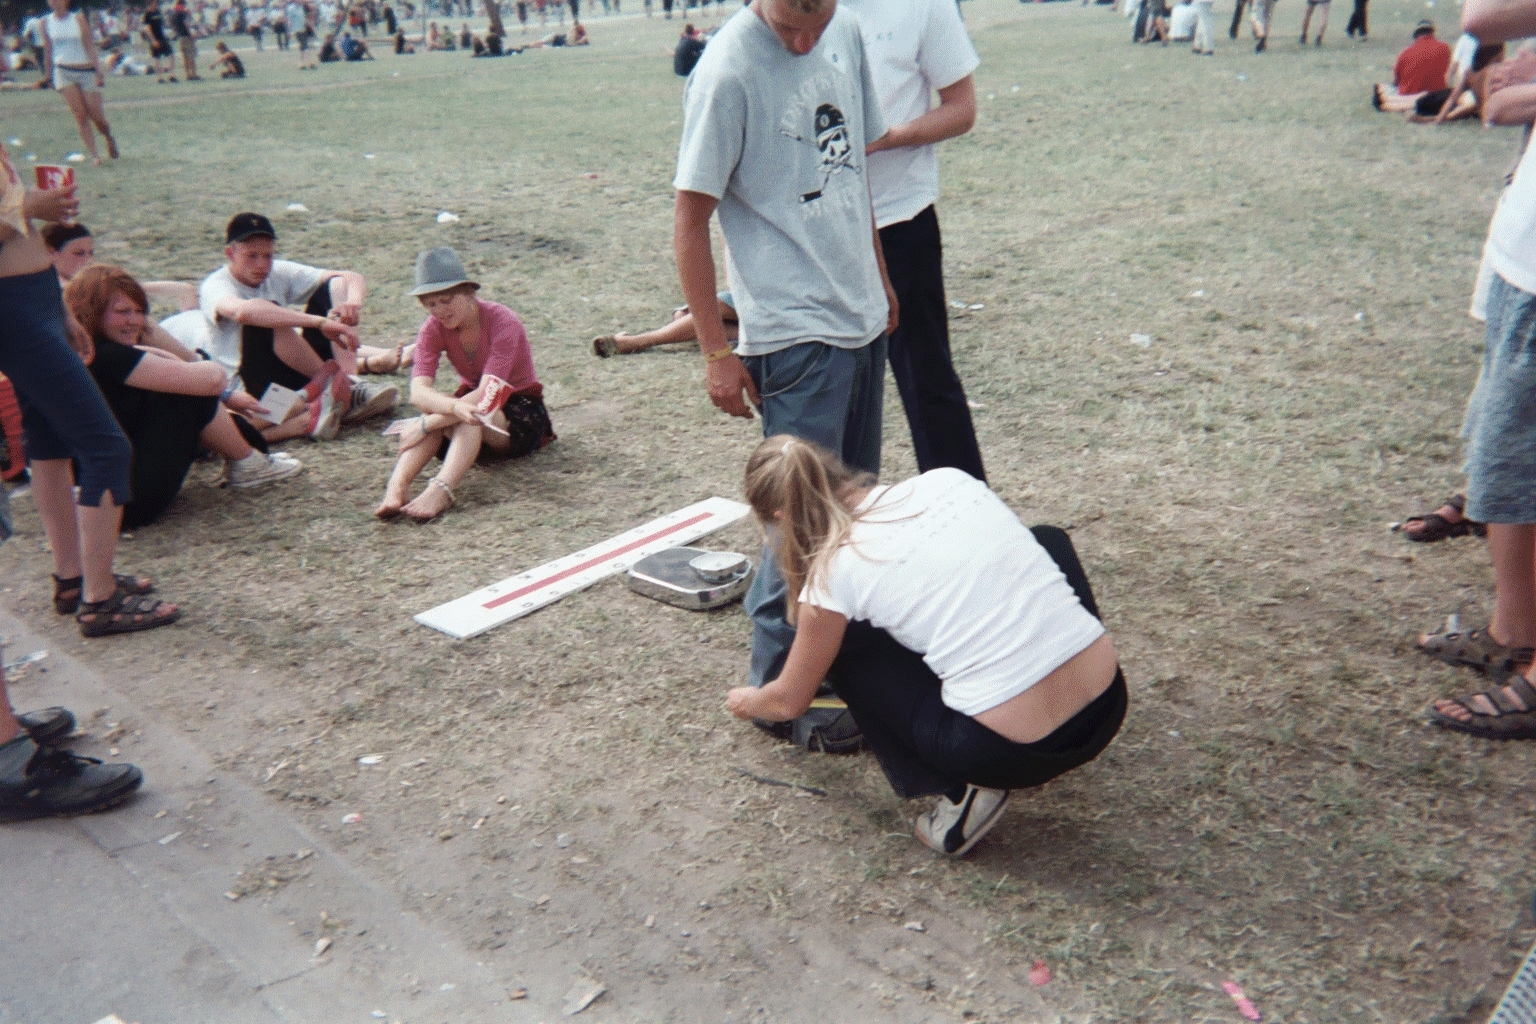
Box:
[236,287,337,401]
[1229,0,1249,36]
[826,527,1125,799]
[879,206,986,482]
[120,393,221,529]
[1345,0,1366,36]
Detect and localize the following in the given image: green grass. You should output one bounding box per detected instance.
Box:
[3,2,1535,1020]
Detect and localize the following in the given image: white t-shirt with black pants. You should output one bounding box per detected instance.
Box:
[189,259,335,399]
[803,470,1126,799]
[842,0,987,483]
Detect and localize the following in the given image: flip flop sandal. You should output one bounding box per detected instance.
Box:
[76,585,182,638]
[1428,674,1536,739]
[592,335,619,359]
[1395,494,1487,543]
[1415,626,1535,675]
[52,572,154,615]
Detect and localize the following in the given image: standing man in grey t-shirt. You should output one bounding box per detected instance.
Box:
[673,0,897,751]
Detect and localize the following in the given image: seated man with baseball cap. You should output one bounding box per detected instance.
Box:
[168,213,398,441]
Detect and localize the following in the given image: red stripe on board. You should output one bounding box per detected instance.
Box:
[481,511,716,611]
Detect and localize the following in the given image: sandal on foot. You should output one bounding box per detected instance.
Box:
[76,585,182,638]
[592,335,619,359]
[1428,674,1536,739]
[1415,626,1534,675]
[1395,494,1487,543]
[53,572,154,615]
[404,476,454,523]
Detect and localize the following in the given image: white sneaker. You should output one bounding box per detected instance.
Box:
[343,380,399,424]
[227,452,305,489]
[308,387,342,441]
[915,785,1009,857]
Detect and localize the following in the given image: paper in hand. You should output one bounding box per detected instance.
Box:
[258,383,302,425]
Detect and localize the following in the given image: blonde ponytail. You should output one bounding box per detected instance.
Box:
[744,435,872,624]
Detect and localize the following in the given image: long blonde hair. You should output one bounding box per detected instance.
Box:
[744,435,873,625]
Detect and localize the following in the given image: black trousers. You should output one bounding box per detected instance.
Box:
[121,392,220,529]
[238,285,335,400]
[1229,0,1248,35]
[826,526,1127,799]
[1346,0,1367,36]
[879,205,986,482]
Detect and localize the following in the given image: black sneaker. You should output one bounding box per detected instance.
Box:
[752,684,864,754]
[16,706,75,747]
[789,706,864,754]
[0,734,142,822]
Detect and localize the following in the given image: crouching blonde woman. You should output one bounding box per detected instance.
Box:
[726,437,1127,857]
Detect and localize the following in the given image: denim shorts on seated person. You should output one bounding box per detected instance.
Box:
[1462,273,1536,524]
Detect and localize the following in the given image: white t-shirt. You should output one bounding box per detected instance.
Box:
[45,11,90,66]
[23,16,46,48]
[1488,139,1536,296]
[843,0,979,229]
[1168,2,1198,39]
[802,469,1106,717]
[197,259,327,373]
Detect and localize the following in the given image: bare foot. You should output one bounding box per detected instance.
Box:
[401,480,453,522]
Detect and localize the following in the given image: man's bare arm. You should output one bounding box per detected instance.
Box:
[866,74,977,154]
[1464,0,1536,45]
[674,189,759,419]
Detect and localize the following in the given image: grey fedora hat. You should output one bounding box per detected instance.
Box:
[408,246,480,297]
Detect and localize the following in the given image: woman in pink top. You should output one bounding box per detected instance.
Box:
[375,248,555,522]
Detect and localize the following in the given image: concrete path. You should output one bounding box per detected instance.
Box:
[0,612,554,1024]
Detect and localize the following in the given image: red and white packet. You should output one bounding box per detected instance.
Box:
[475,374,511,435]
[34,165,75,192]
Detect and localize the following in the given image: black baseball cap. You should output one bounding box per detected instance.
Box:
[1413,18,1435,35]
[225,212,276,245]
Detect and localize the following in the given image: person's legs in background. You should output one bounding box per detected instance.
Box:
[880,207,986,482]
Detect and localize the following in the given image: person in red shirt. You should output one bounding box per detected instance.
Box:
[1395,20,1451,94]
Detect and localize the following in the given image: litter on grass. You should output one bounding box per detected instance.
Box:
[358,754,383,765]
[1130,333,1153,348]
[436,211,460,223]
[1222,981,1262,1021]
[286,202,309,212]
[66,153,85,162]
[562,977,606,1015]
[2,649,47,674]
[342,812,363,824]
[1029,960,1051,986]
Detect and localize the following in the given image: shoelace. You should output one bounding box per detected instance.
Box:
[23,745,105,782]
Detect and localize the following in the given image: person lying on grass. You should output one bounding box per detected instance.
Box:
[725,436,1126,858]
[65,265,304,528]
[375,247,555,522]
[590,290,737,358]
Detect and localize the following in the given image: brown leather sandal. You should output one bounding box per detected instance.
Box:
[1429,674,1536,739]
[76,585,182,638]
[1415,627,1534,676]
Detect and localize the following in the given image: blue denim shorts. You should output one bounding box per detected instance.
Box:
[1462,274,1536,524]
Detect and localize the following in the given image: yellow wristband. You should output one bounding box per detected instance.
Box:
[704,347,735,363]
